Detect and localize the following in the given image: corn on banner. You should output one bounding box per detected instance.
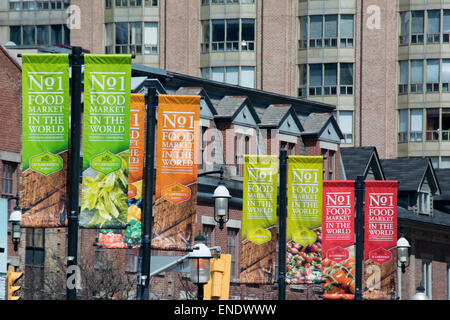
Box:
[80,54,131,229]
[321,180,355,300]
[98,94,145,248]
[21,54,70,227]
[152,95,200,251]
[240,155,278,284]
[286,156,323,284]
[363,181,398,300]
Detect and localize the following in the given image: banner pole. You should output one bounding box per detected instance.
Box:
[354,175,365,300]
[139,87,157,300]
[67,46,82,300]
[278,150,288,300]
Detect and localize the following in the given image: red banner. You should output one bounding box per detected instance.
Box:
[363,180,398,300]
[364,181,397,263]
[321,180,355,300]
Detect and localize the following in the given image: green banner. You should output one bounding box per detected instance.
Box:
[240,155,278,284]
[21,54,70,228]
[80,54,131,229]
[22,54,69,174]
[286,156,323,284]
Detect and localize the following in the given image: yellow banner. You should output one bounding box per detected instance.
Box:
[286,156,323,284]
[240,155,278,284]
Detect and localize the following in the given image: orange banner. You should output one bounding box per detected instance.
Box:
[152,95,200,251]
[98,94,146,248]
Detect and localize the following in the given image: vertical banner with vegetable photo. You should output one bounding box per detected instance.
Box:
[321,180,355,300]
[80,54,131,229]
[98,94,145,248]
[21,54,70,228]
[152,95,200,251]
[286,156,323,284]
[363,181,398,300]
[240,155,278,284]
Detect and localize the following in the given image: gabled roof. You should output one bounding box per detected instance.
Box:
[300,113,344,140]
[214,96,260,124]
[380,158,441,194]
[433,168,450,202]
[259,104,304,131]
[174,87,217,116]
[341,146,385,181]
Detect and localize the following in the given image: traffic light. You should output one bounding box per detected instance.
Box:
[6,265,23,300]
[203,253,231,300]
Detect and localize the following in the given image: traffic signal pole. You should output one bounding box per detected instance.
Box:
[67,46,82,300]
[278,150,288,300]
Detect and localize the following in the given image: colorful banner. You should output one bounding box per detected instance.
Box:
[286,156,323,284]
[80,54,131,229]
[151,94,200,251]
[321,180,355,300]
[21,54,70,227]
[99,94,145,248]
[240,155,278,284]
[363,181,398,300]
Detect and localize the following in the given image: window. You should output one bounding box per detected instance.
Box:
[202,0,255,4]
[203,225,215,248]
[227,228,239,279]
[309,64,323,95]
[202,66,255,88]
[328,150,335,179]
[427,10,440,43]
[144,0,158,7]
[324,63,337,95]
[340,15,354,47]
[442,157,450,168]
[299,16,308,49]
[426,59,440,92]
[399,109,408,143]
[422,260,432,299]
[340,63,353,95]
[410,60,424,93]
[107,22,157,55]
[426,108,439,141]
[309,16,323,48]
[25,228,45,267]
[2,162,16,196]
[399,61,409,94]
[9,24,69,47]
[125,248,139,273]
[442,108,450,141]
[9,0,21,10]
[10,0,68,10]
[443,60,450,92]
[203,19,255,52]
[338,111,353,144]
[411,11,424,44]
[444,10,450,42]
[324,15,338,47]
[298,64,307,97]
[399,11,410,45]
[410,109,423,142]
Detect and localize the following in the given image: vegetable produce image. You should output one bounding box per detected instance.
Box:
[286,227,322,284]
[321,256,355,300]
[81,151,129,228]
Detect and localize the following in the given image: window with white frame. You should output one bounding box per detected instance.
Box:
[410,60,424,93]
[105,22,158,55]
[427,10,440,43]
[410,109,423,142]
[1,161,17,197]
[227,228,239,279]
[417,191,432,215]
[411,11,424,44]
[426,59,440,93]
[337,111,353,144]
[422,259,432,299]
[202,66,255,88]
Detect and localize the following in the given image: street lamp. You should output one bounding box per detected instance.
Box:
[411,283,428,300]
[212,183,231,230]
[7,197,22,251]
[397,234,410,273]
[189,235,212,300]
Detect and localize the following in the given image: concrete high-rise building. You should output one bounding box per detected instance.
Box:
[2,0,450,163]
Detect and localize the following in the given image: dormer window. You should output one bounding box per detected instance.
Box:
[417,191,432,215]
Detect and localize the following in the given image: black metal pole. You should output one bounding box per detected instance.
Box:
[197,284,204,301]
[278,150,288,300]
[354,175,365,300]
[139,87,157,300]
[67,46,82,300]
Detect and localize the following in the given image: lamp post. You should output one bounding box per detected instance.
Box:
[7,197,22,252]
[411,283,429,300]
[189,235,212,300]
[212,183,231,230]
[397,235,410,273]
